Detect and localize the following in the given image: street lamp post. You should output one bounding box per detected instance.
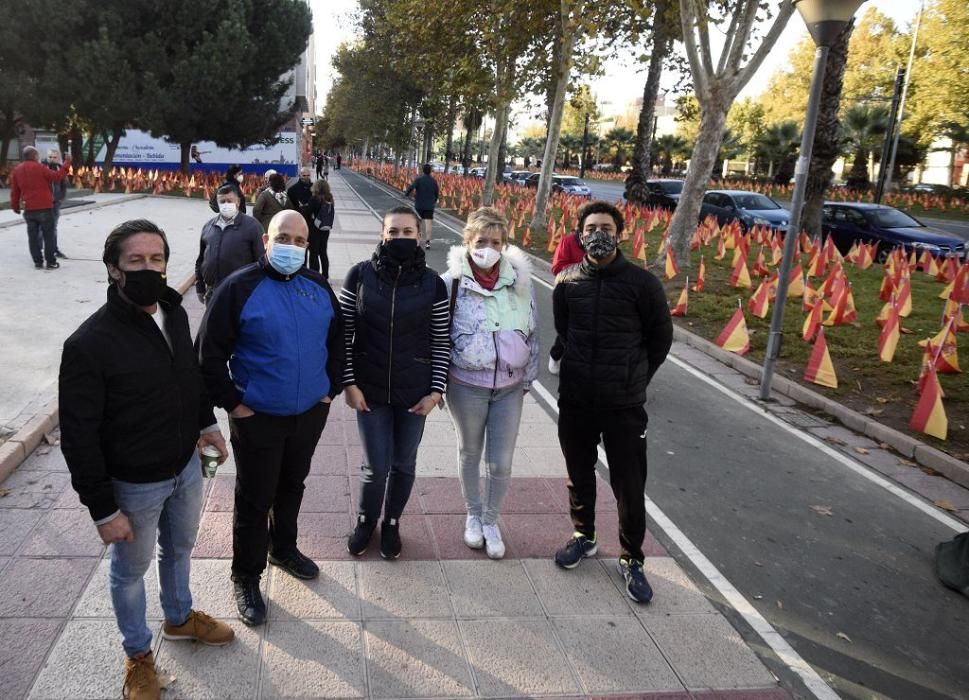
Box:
[760,0,867,401]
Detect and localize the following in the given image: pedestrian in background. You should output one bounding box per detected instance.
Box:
[209,164,247,214]
[287,166,313,211]
[315,152,325,179]
[551,200,672,604]
[9,145,71,269]
[195,185,265,303]
[60,220,234,699]
[198,210,344,627]
[254,168,277,199]
[252,172,290,231]
[405,163,439,249]
[341,206,450,559]
[301,178,335,277]
[46,148,68,259]
[442,207,539,560]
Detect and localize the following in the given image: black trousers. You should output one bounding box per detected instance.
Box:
[307,228,330,278]
[229,401,329,580]
[558,403,649,561]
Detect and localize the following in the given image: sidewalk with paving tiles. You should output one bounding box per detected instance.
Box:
[0,172,790,699]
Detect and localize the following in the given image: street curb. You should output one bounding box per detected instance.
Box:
[0,193,148,229]
[347,169,969,489]
[670,323,969,489]
[0,272,197,486]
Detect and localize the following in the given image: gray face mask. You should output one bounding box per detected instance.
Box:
[582,229,617,259]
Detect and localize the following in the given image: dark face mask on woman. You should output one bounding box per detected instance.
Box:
[382,238,418,262]
[119,269,167,306]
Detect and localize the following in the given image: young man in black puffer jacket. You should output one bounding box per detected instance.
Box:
[551,201,673,604]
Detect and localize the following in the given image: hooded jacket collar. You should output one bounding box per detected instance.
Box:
[447,243,532,300]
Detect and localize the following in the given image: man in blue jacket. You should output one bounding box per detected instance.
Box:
[198,210,343,627]
[405,163,439,249]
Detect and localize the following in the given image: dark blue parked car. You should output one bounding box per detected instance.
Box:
[821,202,967,261]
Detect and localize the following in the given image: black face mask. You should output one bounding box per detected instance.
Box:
[120,269,167,306]
[382,238,418,262]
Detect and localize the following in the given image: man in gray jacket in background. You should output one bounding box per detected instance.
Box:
[195,185,265,303]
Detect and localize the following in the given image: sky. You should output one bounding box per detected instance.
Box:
[310,0,923,122]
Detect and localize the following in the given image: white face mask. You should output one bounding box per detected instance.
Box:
[470,246,501,270]
[235,173,244,183]
[218,202,239,219]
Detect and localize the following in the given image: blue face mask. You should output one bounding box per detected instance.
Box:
[269,243,305,275]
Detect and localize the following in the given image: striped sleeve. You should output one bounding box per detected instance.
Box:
[429,280,451,394]
[338,268,359,387]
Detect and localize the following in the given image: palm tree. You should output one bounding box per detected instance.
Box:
[604,127,636,168]
[754,121,800,184]
[653,134,689,176]
[841,104,889,190]
[559,134,582,168]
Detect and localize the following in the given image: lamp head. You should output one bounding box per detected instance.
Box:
[794,0,866,47]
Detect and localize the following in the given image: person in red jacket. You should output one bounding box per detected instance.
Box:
[551,229,584,275]
[10,146,71,269]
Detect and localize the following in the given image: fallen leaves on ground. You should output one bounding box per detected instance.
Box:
[824,436,847,447]
[810,505,834,516]
[836,632,852,643]
[0,488,9,497]
[854,447,870,455]
[934,500,958,512]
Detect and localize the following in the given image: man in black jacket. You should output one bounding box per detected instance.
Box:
[287,166,313,212]
[60,220,234,700]
[196,185,265,303]
[551,201,673,604]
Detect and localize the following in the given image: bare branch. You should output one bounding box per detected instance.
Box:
[724,0,760,78]
[732,0,796,98]
[693,0,716,79]
[678,0,709,97]
[716,3,744,76]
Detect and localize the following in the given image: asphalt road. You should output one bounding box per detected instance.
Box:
[577,179,969,242]
[343,168,969,700]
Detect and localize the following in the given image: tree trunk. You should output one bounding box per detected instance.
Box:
[665,105,728,267]
[483,100,509,205]
[497,121,508,183]
[102,125,125,177]
[70,127,83,164]
[462,121,473,174]
[846,148,869,190]
[625,2,673,203]
[180,142,191,175]
[530,5,580,236]
[85,132,96,167]
[800,21,854,237]
[444,97,457,173]
[0,135,9,167]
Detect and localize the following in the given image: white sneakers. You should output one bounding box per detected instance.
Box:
[482,523,505,560]
[464,515,484,549]
[464,516,505,559]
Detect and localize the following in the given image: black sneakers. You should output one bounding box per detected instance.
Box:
[233,578,266,626]
[46,262,60,270]
[554,532,598,569]
[268,548,319,580]
[380,519,401,559]
[34,261,43,269]
[347,516,377,556]
[618,558,653,604]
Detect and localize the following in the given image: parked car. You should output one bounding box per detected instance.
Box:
[821,202,967,261]
[509,170,532,185]
[699,190,791,232]
[466,166,486,178]
[551,176,592,198]
[909,183,953,196]
[643,179,684,211]
[523,172,543,188]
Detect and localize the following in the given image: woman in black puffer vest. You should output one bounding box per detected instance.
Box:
[338,206,450,559]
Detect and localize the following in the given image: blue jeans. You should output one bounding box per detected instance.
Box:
[23,209,56,265]
[355,404,426,521]
[110,452,204,657]
[446,381,524,525]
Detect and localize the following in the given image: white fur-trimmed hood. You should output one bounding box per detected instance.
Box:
[444,244,532,300]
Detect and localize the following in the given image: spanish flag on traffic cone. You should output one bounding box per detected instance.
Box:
[911,366,947,440]
[951,263,969,305]
[804,327,838,388]
[715,306,750,355]
[693,256,706,292]
[671,278,689,317]
[918,319,961,373]
[787,264,805,298]
[878,300,901,363]
[855,243,874,270]
[665,245,679,280]
[895,275,913,317]
[730,255,752,289]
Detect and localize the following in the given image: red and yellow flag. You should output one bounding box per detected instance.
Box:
[951,263,969,305]
[804,328,838,388]
[895,275,913,317]
[751,247,770,277]
[671,281,688,317]
[747,280,770,319]
[665,246,679,280]
[787,264,805,298]
[730,255,752,289]
[802,298,823,342]
[918,321,961,373]
[878,300,901,363]
[855,243,874,270]
[715,308,751,355]
[693,256,706,292]
[910,366,947,440]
